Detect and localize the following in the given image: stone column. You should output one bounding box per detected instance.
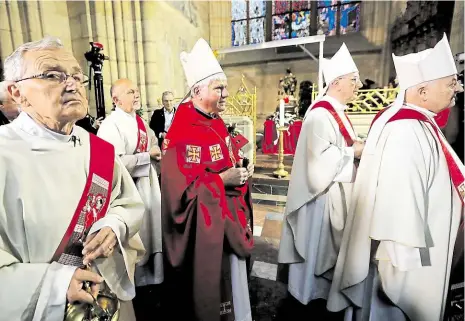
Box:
[112,0,127,80]
[140,1,160,110]
[450,1,464,55]
[209,1,231,50]
[133,0,148,118]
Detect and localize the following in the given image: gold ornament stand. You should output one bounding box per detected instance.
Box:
[273,126,289,178]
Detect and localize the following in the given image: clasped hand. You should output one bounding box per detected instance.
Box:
[220,163,254,187]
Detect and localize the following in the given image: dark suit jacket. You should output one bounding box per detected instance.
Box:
[149,107,176,147]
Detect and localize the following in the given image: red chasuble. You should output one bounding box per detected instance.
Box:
[161,101,254,321]
[52,134,115,266]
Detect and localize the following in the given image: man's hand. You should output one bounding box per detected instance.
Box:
[67,268,103,304]
[149,145,162,161]
[82,227,117,265]
[160,132,166,139]
[246,163,254,178]
[219,167,249,187]
[93,117,103,130]
[353,140,365,159]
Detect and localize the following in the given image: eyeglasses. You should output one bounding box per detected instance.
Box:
[16,70,89,87]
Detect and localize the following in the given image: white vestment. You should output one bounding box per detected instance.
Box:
[278,95,357,304]
[327,104,463,321]
[98,108,164,286]
[0,112,145,321]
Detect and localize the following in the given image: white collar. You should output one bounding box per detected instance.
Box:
[404,103,437,119]
[115,107,136,118]
[323,95,349,111]
[13,112,77,142]
[164,108,175,114]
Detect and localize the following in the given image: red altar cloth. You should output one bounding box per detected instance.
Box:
[261,120,302,155]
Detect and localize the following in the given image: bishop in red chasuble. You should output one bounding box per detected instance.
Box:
[161,38,254,321]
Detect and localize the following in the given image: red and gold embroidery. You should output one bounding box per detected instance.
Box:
[458,182,465,199]
[186,145,201,163]
[209,144,224,162]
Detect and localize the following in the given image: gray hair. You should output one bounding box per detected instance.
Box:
[162,90,174,100]
[4,36,64,81]
[190,73,227,98]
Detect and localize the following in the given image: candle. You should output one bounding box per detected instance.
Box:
[279,99,285,127]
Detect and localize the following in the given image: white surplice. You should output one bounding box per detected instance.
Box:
[327,104,463,321]
[98,107,164,286]
[0,112,146,321]
[278,95,357,304]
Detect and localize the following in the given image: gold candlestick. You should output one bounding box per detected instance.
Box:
[273,126,289,178]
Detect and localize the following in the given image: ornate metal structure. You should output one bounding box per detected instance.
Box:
[221,74,257,162]
[162,75,257,161]
[311,85,399,114]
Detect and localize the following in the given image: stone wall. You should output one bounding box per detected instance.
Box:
[0,0,211,116]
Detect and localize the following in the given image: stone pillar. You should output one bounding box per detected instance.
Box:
[22,0,43,42]
[450,1,464,55]
[133,0,148,117]
[0,1,14,62]
[140,1,160,110]
[209,1,231,50]
[112,0,127,80]
[103,1,119,84]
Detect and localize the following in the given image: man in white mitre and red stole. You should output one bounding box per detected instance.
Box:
[161,38,255,321]
[98,78,164,289]
[0,37,145,320]
[326,34,464,321]
[278,43,364,307]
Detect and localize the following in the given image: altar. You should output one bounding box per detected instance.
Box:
[261,120,302,155]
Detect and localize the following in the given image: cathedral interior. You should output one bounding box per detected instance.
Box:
[0,1,464,320]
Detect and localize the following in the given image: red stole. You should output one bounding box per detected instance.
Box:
[386,109,465,205]
[52,134,115,265]
[311,101,355,146]
[135,115,149,153]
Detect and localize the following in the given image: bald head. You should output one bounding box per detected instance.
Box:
[405,75,463,113]
[111,78,141,113]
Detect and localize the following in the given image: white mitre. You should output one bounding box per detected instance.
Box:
[180,38,226,88]
[304,43,358,118]
[365,33,457,154]
[322,43,359,89]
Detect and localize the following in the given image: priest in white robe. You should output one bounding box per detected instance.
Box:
[98,78,164,287]
[326,34,464,321]
[0,36,145,321]
[278,43,364,306]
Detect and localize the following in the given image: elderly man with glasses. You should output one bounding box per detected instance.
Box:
[0,36,145,321]
[278,43,364,309]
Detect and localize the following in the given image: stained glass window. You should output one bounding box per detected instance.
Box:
[231,1,362,46]
[292,0,311,11]
[272,14,290,40]
[250,0,266,18]
[317,1,361,36]
[249,18,266,44]
[231,0,247,20]
[272,1,312,40]
[340,2,361,34]
[232,21,248,46]
[291,11,311,38]
[231,0,266,46]
[273,1,290,15]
